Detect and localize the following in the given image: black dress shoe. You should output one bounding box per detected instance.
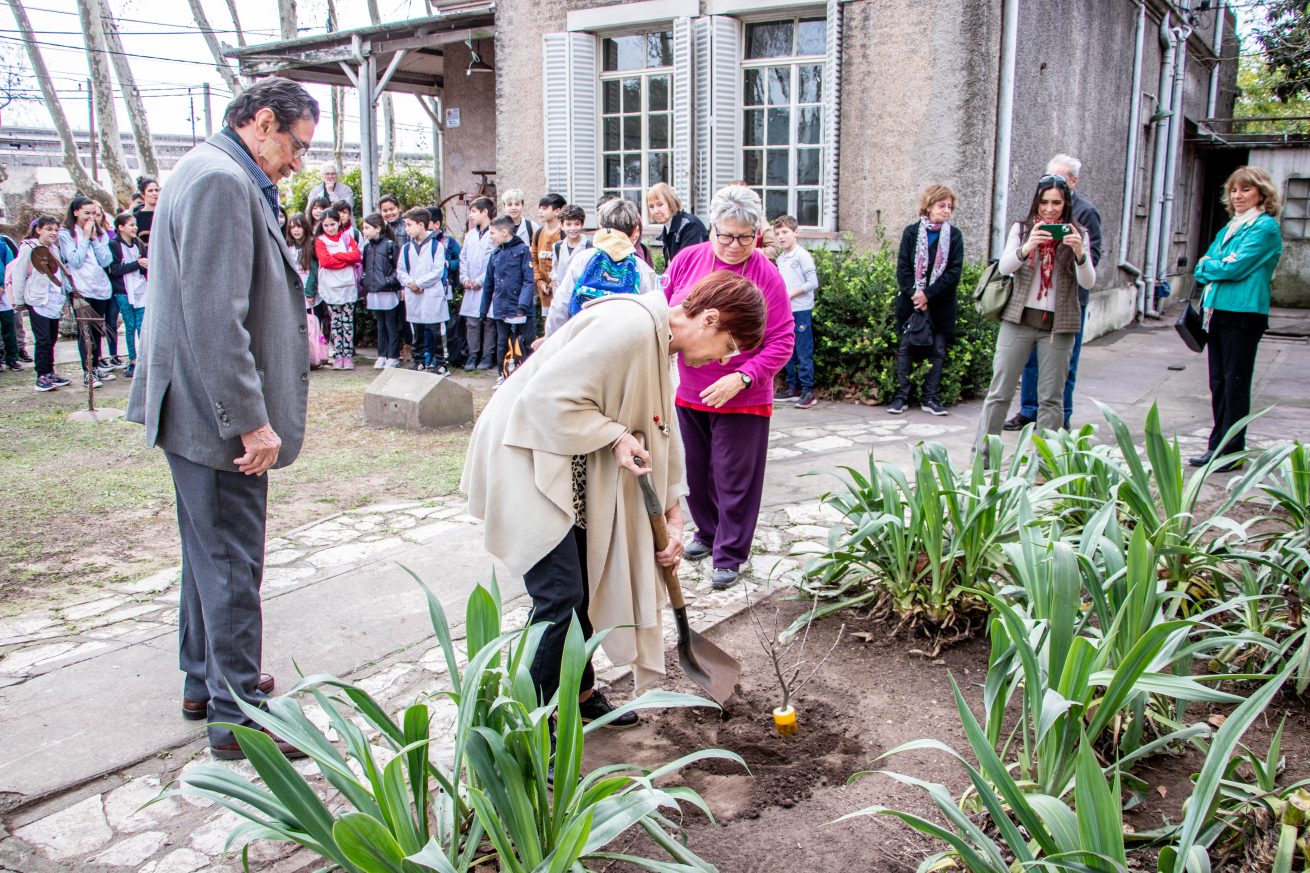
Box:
[183,672,276,720]
[1215,459,1244,473]
[1003,413,1035,431]
[578,688,638,728]
[1188,452,1214,468]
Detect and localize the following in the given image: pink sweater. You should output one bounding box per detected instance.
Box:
[663,242,795,412]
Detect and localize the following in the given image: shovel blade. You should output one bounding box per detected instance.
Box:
[678,628,740,708]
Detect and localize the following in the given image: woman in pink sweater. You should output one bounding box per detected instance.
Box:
[663,185,794,590]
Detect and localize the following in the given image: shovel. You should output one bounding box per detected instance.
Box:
[633,455,741,707]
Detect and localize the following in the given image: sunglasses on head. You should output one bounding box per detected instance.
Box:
[1038,173,1070,190]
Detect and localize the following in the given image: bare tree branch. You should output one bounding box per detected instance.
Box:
[221,0,246,48]
[76,0,134,205]
[277,0,297,41]
[187,0,242,96]
[98,0,159,179]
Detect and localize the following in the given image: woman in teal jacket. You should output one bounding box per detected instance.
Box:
[1189,166,1283,471]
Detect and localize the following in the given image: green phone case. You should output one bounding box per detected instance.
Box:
[1040,223,1070,242]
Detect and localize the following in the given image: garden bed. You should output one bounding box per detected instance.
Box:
[586,593,1310,872]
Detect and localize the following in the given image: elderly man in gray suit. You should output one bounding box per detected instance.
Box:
[128,78,318,760]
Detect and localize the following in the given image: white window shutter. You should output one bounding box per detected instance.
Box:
[541,32,600,223]
[691,16,740,218]
[692,16,712,217]
[822,0,843,232]
[672,17,693,201]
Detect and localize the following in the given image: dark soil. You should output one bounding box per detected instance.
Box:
[584,593,1310,872]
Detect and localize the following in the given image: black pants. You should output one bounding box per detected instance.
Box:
[373,307,402,359]
[28,310,59,377]
[76,297,111,372]
[1206,309,1267,455]
[105,293,121,358]
[893,331,947,403]
[522,526,595,704]
[0,310,16,365]
[445,309,468,365]
[495,318,537,377]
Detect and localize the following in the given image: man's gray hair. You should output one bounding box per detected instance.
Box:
[709,185,765,229]
[598,197,640,235]
[321,162,339,173]
[223,77,320,131]
[1048,153,1083,179]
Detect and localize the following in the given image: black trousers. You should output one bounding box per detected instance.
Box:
[893,331,948,403]
[522,526,595,705]
[373,307,402,359]
[1206,309,1267,455]
[76,297,111,371]
[0,310,17,365]
[28,310,59,377]
[495,318,537,377]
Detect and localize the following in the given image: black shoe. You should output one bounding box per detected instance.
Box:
[478,357,495,370]
[796,390,816,410]
[1188,451,1214,468]
[1003,413,1035,431]
[6,361,21,372]
[775,387,801,402]
[684,540,712,562]
[17,352,32,363]
[463,358,477,371]
[887,398,907,414]
[922,399,948,416]
[1216,459,1245,474]
[578,689,638,728]
[712,567,739,590]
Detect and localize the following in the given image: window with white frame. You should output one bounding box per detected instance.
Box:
[1284,177,1310,240]
[741,17,827,227]
[601,32,674,207]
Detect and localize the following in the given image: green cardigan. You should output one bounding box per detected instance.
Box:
[1194,212,1282,315]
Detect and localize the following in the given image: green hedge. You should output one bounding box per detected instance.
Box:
[809,244,997,406]
[280,164,438,217]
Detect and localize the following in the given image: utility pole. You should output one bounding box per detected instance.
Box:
[201,82,212,136]
[188,87,197,146]
[86,78,98,182]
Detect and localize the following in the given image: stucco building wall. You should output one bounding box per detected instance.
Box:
[440,39,501,204]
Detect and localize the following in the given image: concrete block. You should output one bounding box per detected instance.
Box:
[363,369,474,429]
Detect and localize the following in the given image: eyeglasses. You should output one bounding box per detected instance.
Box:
[723,334,741,360]
[1039,173,1070,189]
[713,226,757,248]
[284,128,311,159]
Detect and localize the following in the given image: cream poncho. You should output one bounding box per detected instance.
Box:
[461,292,687,690]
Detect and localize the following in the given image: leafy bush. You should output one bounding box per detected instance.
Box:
[280,164,438,216]
[809,243,996,405]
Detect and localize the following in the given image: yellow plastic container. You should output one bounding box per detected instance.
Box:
[772,705,798,736]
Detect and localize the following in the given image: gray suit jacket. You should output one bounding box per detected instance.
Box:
[127,132,310,472]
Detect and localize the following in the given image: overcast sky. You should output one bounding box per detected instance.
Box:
[1,0,439,152]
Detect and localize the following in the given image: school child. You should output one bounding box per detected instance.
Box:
[396,207,450,374]
[0,246,18,375]
[426,206,466,367]
[106,212,148,378]
[772,215,819,409]
[286,212,328,369]
[332,199,363,245]
[549,204,592,293]
[500,189,538,248]
[479,214,534,385]
[360,213,403,368]
[531,193,565,313]
[458,197,497,370]
[545,197,657,337]
[11,216,73,391]
[58,195,116,386]
[314,207,363,370]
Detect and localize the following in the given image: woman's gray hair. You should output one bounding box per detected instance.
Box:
[709,185,765,230]
[223,77,320,130]
[597,197,640,235]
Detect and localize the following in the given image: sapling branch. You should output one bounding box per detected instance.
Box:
[745,584,845,713]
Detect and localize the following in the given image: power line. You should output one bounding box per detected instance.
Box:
[10,2,285,37]
[0,33,228,68]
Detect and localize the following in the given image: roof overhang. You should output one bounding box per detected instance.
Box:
[226,5,496,96]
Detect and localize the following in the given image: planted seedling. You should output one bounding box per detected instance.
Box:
[744,586,843,736]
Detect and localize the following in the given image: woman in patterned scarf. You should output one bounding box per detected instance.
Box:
[889,184,964,416]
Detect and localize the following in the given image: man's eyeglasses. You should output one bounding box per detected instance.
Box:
[1039,173,1070,189]
[713,226,757,248]
[284,128,311,159]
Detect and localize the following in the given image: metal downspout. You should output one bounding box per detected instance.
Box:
[1155,22,1192,317]
[1207,1,1226,119]
[1142,15,1176,321]
[990,0,1020,259]
[1119,0,1147,279]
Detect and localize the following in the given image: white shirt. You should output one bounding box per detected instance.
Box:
[119,239,148,307]
[397,233,448,324]
[551,237,592,289]
[458,225,494,318]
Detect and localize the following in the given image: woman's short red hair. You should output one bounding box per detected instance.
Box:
[680,271,768,351]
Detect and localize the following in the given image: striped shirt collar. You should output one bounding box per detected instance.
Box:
[219,127,280,217]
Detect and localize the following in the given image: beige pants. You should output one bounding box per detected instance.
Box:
[974,320,1074,453]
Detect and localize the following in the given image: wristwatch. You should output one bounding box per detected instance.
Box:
[738,372,753,388]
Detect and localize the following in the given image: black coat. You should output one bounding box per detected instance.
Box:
[360,238,402,297]
[657,211,708,265]
[896,223,964,337]
[106,236,146,298]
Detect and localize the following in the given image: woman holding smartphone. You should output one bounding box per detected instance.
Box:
[973,174,1094,453]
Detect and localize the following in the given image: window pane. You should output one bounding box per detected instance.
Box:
[767,108,791,145]
[649,76,669,111]
[797,148,821,186]
[603,117,620,151]
[649,152,670,185]
[624,190,642,207]
[647,32,673,67]
[766,149,789,186]
[746,21,793,59]
[744,69,764,106]
[605,155,621,188]
[743,109,764,146]
[623,116,641,150]
[743,150,763,186]
[649,114,669,149]
[622,78,641,113]
[798,64,823,103]
[765,189,788,220]
[796,189,820,226]
[604,36,646,72]
[797,106,821,145]
[767,67,790,104]
[624,154,641,186]
[797,18,826,55]
[603,80,621,114]
[1285,191,1307,219]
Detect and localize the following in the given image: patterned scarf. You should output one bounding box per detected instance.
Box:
[913,218,951,294]
[1031,238,1057,303]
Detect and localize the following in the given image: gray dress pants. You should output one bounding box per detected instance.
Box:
[166,452,269,746]
[974,320,1074,453]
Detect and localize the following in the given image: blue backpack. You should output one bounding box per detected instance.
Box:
[570,251,640,317]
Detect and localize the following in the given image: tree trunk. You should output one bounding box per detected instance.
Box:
[5,0,114,209]
[98,0,159,179]
[187,0,243,96]
[277,0,297,40]
[365,0,393,172]
[222,0,246,47]
[327,0,344,171]
[75,0,134,206]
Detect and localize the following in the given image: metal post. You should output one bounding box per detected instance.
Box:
[202,82,213,137]
[87,79,98,182]
[357,56,377,215]
[989,0,1019,259]
[189,88,197,146]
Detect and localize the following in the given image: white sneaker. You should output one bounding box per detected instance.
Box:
[493,375,506,389]
[373,357,386,369]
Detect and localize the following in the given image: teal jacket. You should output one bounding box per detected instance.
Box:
[1194,212,1282,315]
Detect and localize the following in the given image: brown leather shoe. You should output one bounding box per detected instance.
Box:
[182,672,276,720]
[210,728,307,761]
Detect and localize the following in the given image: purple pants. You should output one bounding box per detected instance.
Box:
[677,405,771,570]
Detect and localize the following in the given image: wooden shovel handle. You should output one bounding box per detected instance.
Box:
[632,431,687,610]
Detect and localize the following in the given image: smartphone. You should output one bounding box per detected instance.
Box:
[1040,223,1071,242]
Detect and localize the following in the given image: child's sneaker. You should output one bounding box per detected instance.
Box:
[34,374,58,392]
[493,375,506,389]
[125,363,135,378]
[373,357,386,369]
[342,357,355,370]
[7,361,22,372]
[94,367,116,381]
[83,372,103,389]
[432,363,450,376]
[796,390,817,409]
[107,356,127,370]
[50,372,71,387]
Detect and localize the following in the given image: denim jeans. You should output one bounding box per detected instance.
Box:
[1019,299,1086,424]
[119,301,145,362]
[782,309,815,391]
